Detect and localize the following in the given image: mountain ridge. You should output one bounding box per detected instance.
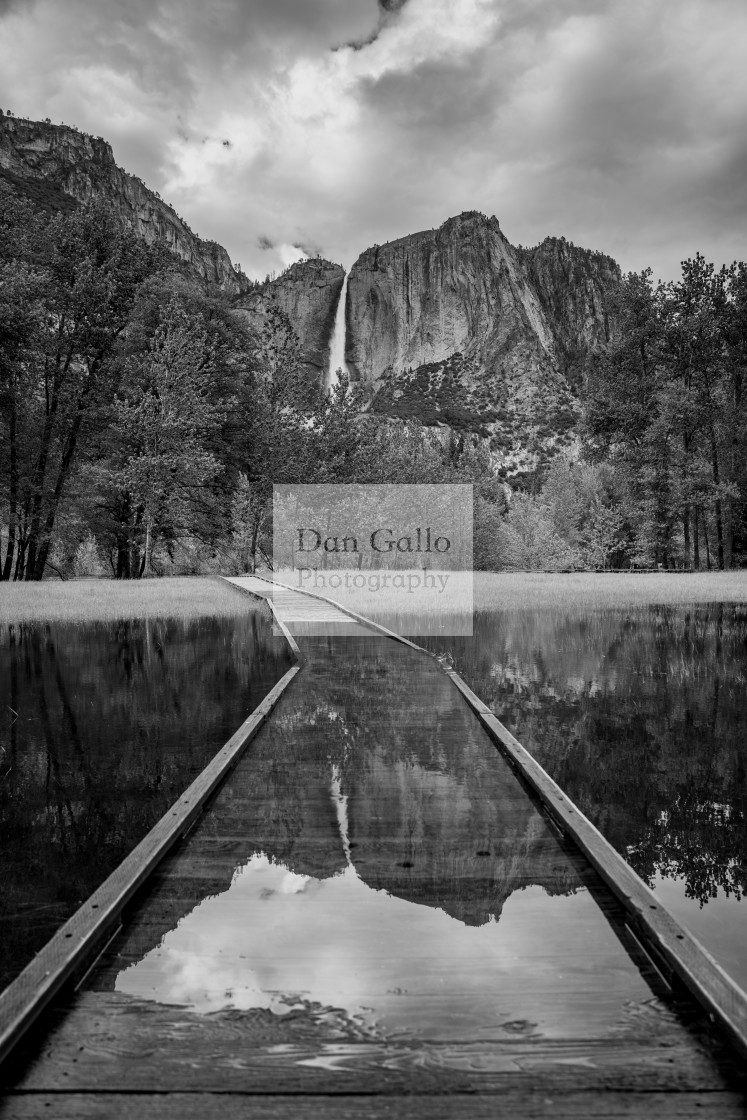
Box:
[233,257,345,383]
[0,113,249,295]
[1,113,622,474]
[345,211,620,474]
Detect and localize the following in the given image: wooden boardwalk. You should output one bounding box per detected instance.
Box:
[1,577,746,1117]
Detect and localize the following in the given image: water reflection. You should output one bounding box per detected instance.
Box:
[423,605,747,988]
[115,853,647,1042]
[0,614,291,990]
[96,635,660,1043]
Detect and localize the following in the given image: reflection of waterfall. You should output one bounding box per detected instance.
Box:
[330,764,354,868]
[327,272,348,390]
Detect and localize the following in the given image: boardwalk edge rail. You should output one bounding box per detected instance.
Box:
[0,594,302,1070]
[246,571,747,1062]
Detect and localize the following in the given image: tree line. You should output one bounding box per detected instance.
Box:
[1,181,745,576]
[583,257,747,569]
[477,256,747,571]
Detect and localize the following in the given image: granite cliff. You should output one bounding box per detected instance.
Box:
[347,213,553,383]
[232,258,344,385]
[517,235,621,391]
[0,114,248,294]
[345,212,620,470]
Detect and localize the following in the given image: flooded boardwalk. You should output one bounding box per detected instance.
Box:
[1,578,746,1117]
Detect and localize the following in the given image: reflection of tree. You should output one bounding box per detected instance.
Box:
[429,606,747,908]
[631,798,744,906]
[0,616,291,990]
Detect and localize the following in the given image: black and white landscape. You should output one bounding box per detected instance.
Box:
[1,2,747,1115]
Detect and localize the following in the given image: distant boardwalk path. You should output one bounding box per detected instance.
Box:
[1,578,745,1117]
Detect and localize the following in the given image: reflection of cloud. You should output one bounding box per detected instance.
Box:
[279,870,311,893]
[116,853,646,1040]
[1,1,745,281]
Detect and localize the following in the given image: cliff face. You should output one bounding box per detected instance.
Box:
[517,236,620,390]
[347,213,556,382]
[346,212,620,472]
[0,115,248,294]
[233,258,345,385]
[347,212,619,385]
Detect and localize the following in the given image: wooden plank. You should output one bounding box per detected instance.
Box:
[444,666,747,1062]
[2,1092,747,1120]
[224,577,372,638]
[223,577,304,661]
[243,573,430,653]
[7,992,741,1094]
[224,577,362,633]
[0,662,302,1070]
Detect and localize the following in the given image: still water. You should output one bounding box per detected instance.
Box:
[3,600,745,1048]
[95,633,664,1048]
[424,604,747,991]
[0,614,291,990]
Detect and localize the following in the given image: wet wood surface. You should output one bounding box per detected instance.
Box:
[5,1091,747,1119]
[1,578,746,1117]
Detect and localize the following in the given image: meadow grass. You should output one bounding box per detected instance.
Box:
[3,571,745,625]
[473,571,747,611]
[0,576,266,624]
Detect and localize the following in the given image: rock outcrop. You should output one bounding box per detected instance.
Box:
[347,213,552,382]
[233,259,345,386]
[0,114,248,295]
[517,236,620,391]
[345,212,620,472]
[347,212,619,385]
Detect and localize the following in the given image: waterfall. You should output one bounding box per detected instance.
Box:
[327,271,349,390]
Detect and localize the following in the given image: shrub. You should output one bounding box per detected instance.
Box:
[73,533,105,577]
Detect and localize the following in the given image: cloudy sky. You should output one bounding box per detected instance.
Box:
[0,0,745,281]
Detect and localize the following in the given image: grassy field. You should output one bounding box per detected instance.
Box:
[2,571,746,625]
[0,576,267,624]
[472,571,747,611]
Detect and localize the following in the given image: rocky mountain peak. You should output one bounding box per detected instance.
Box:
[232,257,345,384]
[346,211,553,384]
[0,113,249,295]
[344,212,620,476]
[517,236,621,377]
[0,113,117,172]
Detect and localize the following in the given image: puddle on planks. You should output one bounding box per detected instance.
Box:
[113,761,659,1043]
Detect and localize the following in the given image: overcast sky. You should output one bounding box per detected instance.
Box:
[1,0,745,281]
